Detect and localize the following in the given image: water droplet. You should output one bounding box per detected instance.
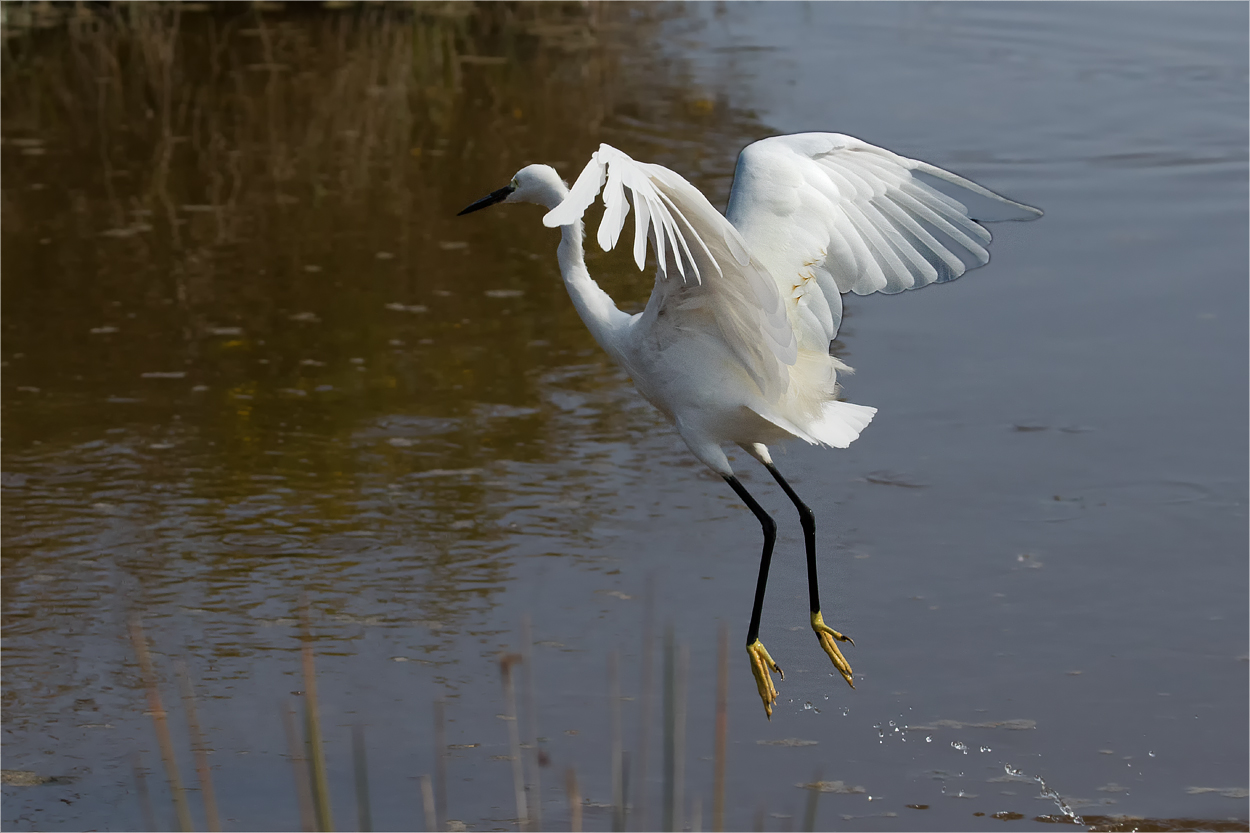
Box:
[1148,751,1155,758]
[980,746,992,753]
[888,720,896,727]
[841,707,849,716]
[803,701,813,710]
[926,736,932,743]
[951,741,968,755]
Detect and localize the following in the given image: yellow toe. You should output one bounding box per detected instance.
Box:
[746,639,783,719]
[811,611,854,688]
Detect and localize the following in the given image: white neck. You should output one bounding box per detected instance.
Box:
[556,219,632,354]
[530,180,632,356]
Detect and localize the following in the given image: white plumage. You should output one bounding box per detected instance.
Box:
[459,133,1040,717]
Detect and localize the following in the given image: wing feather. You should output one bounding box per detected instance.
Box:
[725,133,1041,340]
[544,144,798,399]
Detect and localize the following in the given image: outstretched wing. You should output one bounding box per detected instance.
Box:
[725,133,1042,346]
[544,144,798,400]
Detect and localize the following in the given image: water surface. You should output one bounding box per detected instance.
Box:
[2,3,1246,830]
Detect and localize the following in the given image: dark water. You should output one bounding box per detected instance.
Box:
[2,3,1246,831]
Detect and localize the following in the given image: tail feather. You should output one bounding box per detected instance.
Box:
[808,400,876,449]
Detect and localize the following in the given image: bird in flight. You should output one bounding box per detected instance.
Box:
[459,133,1040,718]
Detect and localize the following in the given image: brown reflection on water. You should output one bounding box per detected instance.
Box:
[1,2,770,688]
[0,8,790,826]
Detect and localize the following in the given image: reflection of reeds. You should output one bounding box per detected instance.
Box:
[661,627,689,832]
[131,750,159,832]
[633,573,657,831]
[801,768,822,833]
[1,3,777,658]
[519,614,542,832]
[500,652,529,829]
[609,650,625,831]
[713,622,728,832]
[300,595,335,831]
[1,2,635,253]
[128,615,194,832]
[174,658,222,832]
[419,773,436,831]
[351,724,373,832]
[565,767,583,832]
[282,700,317,831]
[433,697,448,830]
[124,605,1219,832]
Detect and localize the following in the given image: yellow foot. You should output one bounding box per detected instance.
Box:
[746,639,783,719]
[811,611,855,688]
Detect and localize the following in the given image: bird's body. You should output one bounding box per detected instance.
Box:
[460,133,1040,717]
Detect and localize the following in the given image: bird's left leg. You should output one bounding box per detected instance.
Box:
[763,460,855,689]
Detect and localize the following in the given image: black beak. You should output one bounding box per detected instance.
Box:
[457,184,515,216]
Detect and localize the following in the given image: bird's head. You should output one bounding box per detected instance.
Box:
[457,164,568,216]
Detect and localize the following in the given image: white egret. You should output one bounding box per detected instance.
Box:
[459,133,1040,718]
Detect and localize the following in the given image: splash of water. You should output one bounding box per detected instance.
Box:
[1003,765,1085,825]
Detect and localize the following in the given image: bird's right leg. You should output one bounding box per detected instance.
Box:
[763,462,855,689]
[723,474,784,719]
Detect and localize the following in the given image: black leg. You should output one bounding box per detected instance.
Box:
[762,463,820,616]
[725,473,786,717]
[723,474,776,647]
[763,462,855,688]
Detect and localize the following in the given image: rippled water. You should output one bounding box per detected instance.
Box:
[3,3,1246,831]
